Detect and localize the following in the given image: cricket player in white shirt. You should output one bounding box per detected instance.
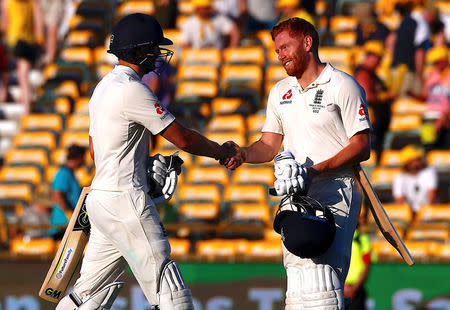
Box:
[56,13,234,310]
[223,18,372,309]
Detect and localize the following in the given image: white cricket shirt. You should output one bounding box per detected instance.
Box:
[89,65,175,192]
[262,64,372,169]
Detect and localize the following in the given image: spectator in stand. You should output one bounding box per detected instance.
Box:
[154,0,177,29]
[0,35,9,102]
[353,2,390,46]
[180,0,240,49]
[344,227,374,310]
[354,40,396,158]
[213,0,247,27]
[411,46,450,150]
[49,145,85,240]
[37,0,64,65]
[393,145,438,218]
[244,0,278,34]
[0,0,44,114]
[390,2,436,97]
[275,0,316,26]
[17,202,50,240]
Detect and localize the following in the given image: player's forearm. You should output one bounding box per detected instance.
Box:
[242,140,278,164]
[178,129,223,160]
[311,132,370,175]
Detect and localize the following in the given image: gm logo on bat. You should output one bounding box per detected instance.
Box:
[45,287,62,299]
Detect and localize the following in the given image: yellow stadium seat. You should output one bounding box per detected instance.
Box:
[370,167,402,187]
[389,114,422,131]
[93,46,117,65]
[74,97,90,114]
[177,0,194,15]
[267,48,279,65]
[427,150,450,170]
[59,131,90,148]
[329,15,358,32]
[379,149,402,167]
[65,29,97,46]
[319,47,353,66]
[177,184,221,203]
[177,65,218,81]
[266,65,287,82]
[195,156,220,167]
[10,238,55,255]
[256,30,274,49]
[196,239,239,257]
[333,31,357,47]
[264,227,281,240]
[45,165,59,184]
[371,239,399,260]
[75,166,93,187]
[368,203,412,227]
[14,131,56,150]
[0,183,33,203]
[245,240,282,258]
[415,204,450,223]
[220,65,263,86]
[265,80,278,98]
[55,97,72,116]
[436,0,450,15]
[404,241,435,262]
[246,114,266,134]
[175,81,218,101]
[117,0,154,16]
[51,148,91,167]
[21,114,63,132]
[66,114,90,131]
[175,14,188,29]
[222,46,265,65]
[224,184,267,204]
[205,132,246,146]
[210,98,244,115]
[186,167,229,185]
[405,223,449,242]
[248,132,262,145]
[334,65,353,75]
[180,48,221,65]
[391,98,426,115]
[4,148,49,167]
[231,166,274,185]
[51,80,80,99]
[0,166,42,187]
[228,203,270,224]
[433,243,450,262]
[43,63,59,81]
[178,203,220,221]
[206,114,246,133]
[96,63,114,79]
[163,29,182,47]
[168,238,190,256]
[60,47,94,66]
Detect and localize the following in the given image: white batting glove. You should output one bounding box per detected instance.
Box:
[273,151,308,196]
[148,151,183,202]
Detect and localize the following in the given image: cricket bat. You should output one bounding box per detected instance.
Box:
[354,166,415,266]
[39,187,91,302]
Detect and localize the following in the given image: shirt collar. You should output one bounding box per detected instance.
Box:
[288,63,333,92]
[113,65,140,80]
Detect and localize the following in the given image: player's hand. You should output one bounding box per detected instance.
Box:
[272,151,307,196]
[148,152,184,201]
[220,141,244,170]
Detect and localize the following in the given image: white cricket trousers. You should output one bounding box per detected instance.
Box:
[72,189,171,306]
[283,176,362,307]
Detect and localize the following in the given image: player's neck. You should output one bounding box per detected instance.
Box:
[297,60,326,89]
[118,60,145,78]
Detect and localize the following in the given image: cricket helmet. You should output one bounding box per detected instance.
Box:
[273,193,336,258]
[108,13,173,74]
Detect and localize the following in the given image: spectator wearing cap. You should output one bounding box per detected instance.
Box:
[275,0,316,26]
[49,144,85,240]
[354,40,396,157]
[393,145,438,217]
[411,46,450,150]
[180,0,240,49]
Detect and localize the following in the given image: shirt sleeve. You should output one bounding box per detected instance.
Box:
[52,168,69,193]
[392,173,404,199]
[215,15,234,34]
[425,167,438,190]
[336,77,372,139]
[261,84,283,134]
[122,81,175,135]
[180,18,193,46]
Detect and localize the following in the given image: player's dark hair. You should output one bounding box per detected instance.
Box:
[67,144,85,160]
[271,17,320,56]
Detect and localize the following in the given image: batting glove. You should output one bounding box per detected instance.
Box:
[148,151,184,203]
[273,151,307,196]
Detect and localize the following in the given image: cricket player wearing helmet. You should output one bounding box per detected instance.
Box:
[56,13,234,310]
[223,18,372,309]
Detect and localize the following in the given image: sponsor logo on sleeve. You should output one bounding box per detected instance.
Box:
[154,102,165,114]
[358,103,369,121]
[280,89,293,104]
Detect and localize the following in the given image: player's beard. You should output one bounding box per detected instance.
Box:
[285,49,309,78]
